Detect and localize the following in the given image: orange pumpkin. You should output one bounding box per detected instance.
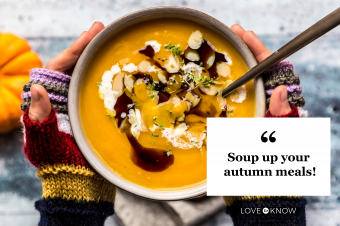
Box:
[0,32,42,133]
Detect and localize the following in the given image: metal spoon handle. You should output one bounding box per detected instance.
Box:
[222,7,340,97]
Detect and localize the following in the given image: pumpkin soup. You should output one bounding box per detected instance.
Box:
[80,19,255,190]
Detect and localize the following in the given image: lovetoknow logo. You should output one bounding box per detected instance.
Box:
[240,207,297,214]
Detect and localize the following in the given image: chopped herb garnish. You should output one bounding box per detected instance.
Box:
[227,109,234,117]
[167,143,170,145]
[159,125,165,131]
[154,122,159,126]
[151,134,159,137]
[134,124,137,128]
[133,101,139,106]
[153,116,157,121]
[169,110,172,115]
[180,59,185,64]
[147,82,158,100]
[194,76,218,89]
[206,111,210,114]
[164,42,182,56]
[151,142,154,145]
[96,82,102,86]
[106,114,112,118]
[215,92,220,96]
[200,62,203,67]
[191,140,198,144]
[165,144,172,156]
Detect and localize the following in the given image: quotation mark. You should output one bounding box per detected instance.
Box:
[261,131,276,143]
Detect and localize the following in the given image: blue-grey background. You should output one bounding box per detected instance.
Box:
[0,0,340,225]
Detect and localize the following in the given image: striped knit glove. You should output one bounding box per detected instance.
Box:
[21,69,116,226]
[223,61,308,226]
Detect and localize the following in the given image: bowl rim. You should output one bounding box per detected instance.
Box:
[69,6,265,201]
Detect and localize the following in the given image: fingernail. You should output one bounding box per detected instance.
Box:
[280,86,288,102]
[91,22,97,29]
[31,87,40,102]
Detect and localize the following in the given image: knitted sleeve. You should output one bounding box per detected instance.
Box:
[21,68,116,226]
[224,61,308,226]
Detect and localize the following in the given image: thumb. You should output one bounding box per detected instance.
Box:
[269,85,292,116]
[29,84,52,123]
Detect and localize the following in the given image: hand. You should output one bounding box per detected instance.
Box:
[28,22,105,123]
[230,24,292,116]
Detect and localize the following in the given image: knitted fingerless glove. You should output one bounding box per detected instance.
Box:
[224,61,308,226]
[21,69,116,226]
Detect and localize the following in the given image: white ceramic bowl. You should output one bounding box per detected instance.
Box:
[69,6,265,201]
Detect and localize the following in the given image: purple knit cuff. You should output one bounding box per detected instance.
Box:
[265,84,302,95]
[30,74,69,87]
[263,60,294,75]
[30,68,71,83]
[21,68,70,114]
[22,91,68,103]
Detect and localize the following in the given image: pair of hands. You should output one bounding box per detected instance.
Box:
[28,22,292,123]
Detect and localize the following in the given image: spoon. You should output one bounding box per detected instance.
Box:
[222,7,340,97]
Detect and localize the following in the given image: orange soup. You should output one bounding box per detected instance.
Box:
[80,19,255,190]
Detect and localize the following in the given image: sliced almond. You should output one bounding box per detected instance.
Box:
[173,123,188,137]
[156,70,167,84]
[138,59,154,73]
[185,91,201,108]
[177,113,185,122]
[184,48,200,62]
[199,84,219,96]
[164,54,180,73]
[201,48,215,69]
[188,30,203,50]
[124,74,136,93]
[210,61,231,78]
[184,101,192,112]
[216,62,230,77]
[112,72,126,94]
[118,117,130,133]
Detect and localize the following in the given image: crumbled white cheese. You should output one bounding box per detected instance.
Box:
[231,85,247,103]
[99,64,122,110]
[121,112,127,118]
[181,62,202,79]
[122,63,138,73]
[145,40,161,53]
[128,109,142,138]
[111,63,121,74]
[161,127,192,149]
[185,131,206,149]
